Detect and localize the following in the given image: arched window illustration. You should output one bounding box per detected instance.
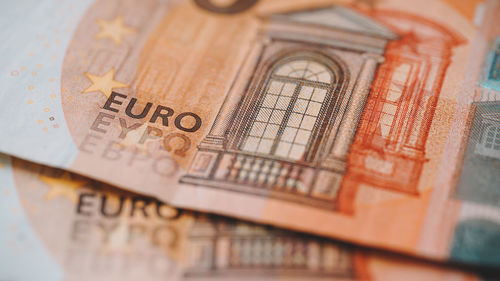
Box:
[240,55,335,161]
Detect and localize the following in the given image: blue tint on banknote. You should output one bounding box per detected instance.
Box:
[0,154,62,281]
[480,37,500,91]
[455,102,500,206]
[452,101,500,265]
[0,0,92,168]
[451,219,500,266]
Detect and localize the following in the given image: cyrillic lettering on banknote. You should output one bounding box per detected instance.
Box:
[4,0,500,268]
[77,90,202,176]
[60,0,466,214]
[10,158,369,279]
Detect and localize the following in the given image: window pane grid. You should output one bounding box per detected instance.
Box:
[276,86,326,159]
[484,126,500,150]
[243,80,298,154]
[254,90,285,153]
[242,59,332,161]
[371,63,411,140]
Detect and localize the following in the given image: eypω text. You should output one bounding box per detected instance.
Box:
[79,92,203,177]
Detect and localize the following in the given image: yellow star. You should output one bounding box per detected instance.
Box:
[83,69,128,98]
[40,173,87,203]
[95,16,135,45]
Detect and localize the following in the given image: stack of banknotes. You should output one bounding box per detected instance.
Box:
[1,0,500,279]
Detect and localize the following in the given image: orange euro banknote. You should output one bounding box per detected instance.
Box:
[0,0,499,266]
[0,155,493,280]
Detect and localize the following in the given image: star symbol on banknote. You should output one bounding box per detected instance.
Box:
[40,173,87,203]
[95,16,135,45]
[83,69,128,98]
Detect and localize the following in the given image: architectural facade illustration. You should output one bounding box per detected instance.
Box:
[451,36,500,265]
[454,36,500,208]
[181,6,464,211]
[184,215,359,278]
[340,10,465,211]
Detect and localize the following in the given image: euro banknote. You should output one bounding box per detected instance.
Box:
[0,0,499,266]
[0,154,493,281]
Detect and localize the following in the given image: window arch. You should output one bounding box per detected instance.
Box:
[240,54,336,161]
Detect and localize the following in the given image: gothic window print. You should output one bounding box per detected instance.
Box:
[240,56,333,161]
[378,63,411,139]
